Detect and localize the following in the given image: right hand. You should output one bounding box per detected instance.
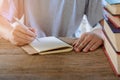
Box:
[9,24,36,46]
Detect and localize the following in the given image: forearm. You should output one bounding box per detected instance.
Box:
[0,15,13,40]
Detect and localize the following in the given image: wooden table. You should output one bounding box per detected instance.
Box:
[0,38,119,80]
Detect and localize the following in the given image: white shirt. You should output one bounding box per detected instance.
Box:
[0,0,103,37]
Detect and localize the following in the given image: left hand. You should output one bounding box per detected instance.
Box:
[73,32,103,53]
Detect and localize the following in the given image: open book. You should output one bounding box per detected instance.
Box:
[22,36,73,55]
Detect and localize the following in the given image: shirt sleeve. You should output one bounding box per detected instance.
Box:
[85,0,103,27]
[0,0,24,22]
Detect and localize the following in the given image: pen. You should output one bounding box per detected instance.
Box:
[13,17,28,30]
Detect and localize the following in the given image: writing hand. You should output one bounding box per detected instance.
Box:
[9,24,36,46]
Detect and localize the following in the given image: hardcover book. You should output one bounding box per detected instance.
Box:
[104,20,120,52]
[103,31,120,76]
[105,0,120,15]
[104,8,120,28]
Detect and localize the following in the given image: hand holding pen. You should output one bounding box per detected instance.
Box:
[9,17,36,46]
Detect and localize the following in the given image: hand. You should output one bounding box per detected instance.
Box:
[9,24,36,46]
[73,32,103,53]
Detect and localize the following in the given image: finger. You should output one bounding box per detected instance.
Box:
[73,33,87,47]
[13,36,29,46]
[13,30,35,42]
[16,41,29,46]
[73,33,91,52]
[16,25,36,37]
[83,38,97,52]
[90,40,102,51]
[72,33,87,46]
[73,38,84,47]
[28,27,36,33]
[14,34,33,44]
[82,35,98,52]
[73,39,79,46]
[73,38,85,52]
[76,34,94,52]
[13,31,35,44]
[74,40,87,52]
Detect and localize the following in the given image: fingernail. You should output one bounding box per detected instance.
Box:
[83,49,88,53]
[90,48,94,51]
[74,48,80,53]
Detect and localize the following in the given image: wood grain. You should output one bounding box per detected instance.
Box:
[0,38,119,80]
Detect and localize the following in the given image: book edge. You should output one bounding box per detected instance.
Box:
[103,31,120,76]
[104,8,120,28]
[102,26,120,53]
[103,47,120,76]
[105,2,120,15]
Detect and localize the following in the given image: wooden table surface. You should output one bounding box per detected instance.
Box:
[0,38,119,80]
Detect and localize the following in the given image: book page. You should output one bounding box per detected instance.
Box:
[29,37,73,54]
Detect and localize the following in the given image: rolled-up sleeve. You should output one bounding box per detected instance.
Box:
[85,0,103,27]
[0,0,24,22]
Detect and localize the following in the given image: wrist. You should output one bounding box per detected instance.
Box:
[92,28,104,40]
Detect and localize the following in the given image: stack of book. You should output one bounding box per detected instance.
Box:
[103,0,120,76]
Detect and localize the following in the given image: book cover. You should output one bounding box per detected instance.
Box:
[22,36,73,55]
